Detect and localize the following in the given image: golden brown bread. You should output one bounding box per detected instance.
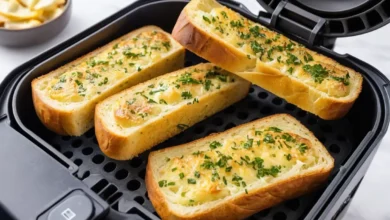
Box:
[172,0,363,120]
[95,63,250,160]
[32,26,185,136]
[146,114,334,220]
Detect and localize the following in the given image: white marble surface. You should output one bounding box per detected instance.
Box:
[0,0,389,219]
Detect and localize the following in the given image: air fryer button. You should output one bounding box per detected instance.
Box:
[48,194,93,220]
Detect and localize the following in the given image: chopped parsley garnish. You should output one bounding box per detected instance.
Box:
[211,170,220,181]
[75,80,86,95]
[59,75,66,83]
[177,124,189,130]
[113,43,119,49]
[205,71,228,83]
[194,171,200,178]
[267,48,274,61]
[187,178,197,184]
[192,98,199,104]
[172,167,177,172]
[225,166,232,172]
[201,160,215,169]
[115,59,123,65]
[158,180,174,188]
[232,174,243,186]
[243,136,254,149]
[239,32,251,39]
[204,79,212,91]
[249,26,265,38]
[265,39,272,44]
[276,45,284,52]
[255,130,262,136]
[122,49,143,58]
[302,64,329,83]
[223,176,227,185]
[158,180,167,187]
[304,52,314,63]
[159,99,167,105]
[277,56,282,63]
[254,157,281,178]
[203,16,211,24]
[331,73,350,86]
[221,11,228,19]
[97,60,109,65]
[216,152,232,168]
[87,59,96,67]
[285,154,292,161]
[287,67,294,74]
[286,53,301,65]
[250,41,264,56]
[273,34,281,41]
[268,127,282,132]
[181,91,193,99]
[281,133,295,142]
[285,41,296,51]
[263,134,275,143]
[162,41,171,50]
[179,173,185,179]
[298,143,308,154]
[230,20,244,28]
[177,72,201,85]
[126,98,136,105]
[209,141,222,149]
[192,151,203,156]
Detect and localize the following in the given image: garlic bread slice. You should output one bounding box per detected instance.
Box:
[95,63,250,160]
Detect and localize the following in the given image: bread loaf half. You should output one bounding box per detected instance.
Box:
[146,114,334,220]
[95,63,250,160]
[172,0,363,120]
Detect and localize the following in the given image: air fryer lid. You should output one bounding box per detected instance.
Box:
[257,0,390,38]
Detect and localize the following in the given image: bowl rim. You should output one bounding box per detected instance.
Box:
[0,0,71,32]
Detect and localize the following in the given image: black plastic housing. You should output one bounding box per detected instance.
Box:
[0,0,389,220]
[257,0,390,38]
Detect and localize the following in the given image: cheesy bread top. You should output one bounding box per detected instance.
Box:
[99,64,241,130]
[39,29,176,104]
[193,7,352,97]
[157,126,321,206]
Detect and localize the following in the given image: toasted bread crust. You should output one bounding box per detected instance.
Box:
[146,114,334,219]
[32,84,74,135]
[94,110,128,159]
[172,1,362,120]
[172,10,254,72]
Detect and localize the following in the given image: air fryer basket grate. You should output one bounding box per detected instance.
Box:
[38,54,356,220]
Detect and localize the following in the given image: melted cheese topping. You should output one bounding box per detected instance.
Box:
[193,7,351,97]
[157,127,320,206]
[108,64,238,129]
[39,30,175,104]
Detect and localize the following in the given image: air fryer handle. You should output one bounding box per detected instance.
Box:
[0,119,109,220]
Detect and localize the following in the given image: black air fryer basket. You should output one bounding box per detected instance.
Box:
[0,0,389,220]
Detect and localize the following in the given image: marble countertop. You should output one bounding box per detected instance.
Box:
[0,0,389,219]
